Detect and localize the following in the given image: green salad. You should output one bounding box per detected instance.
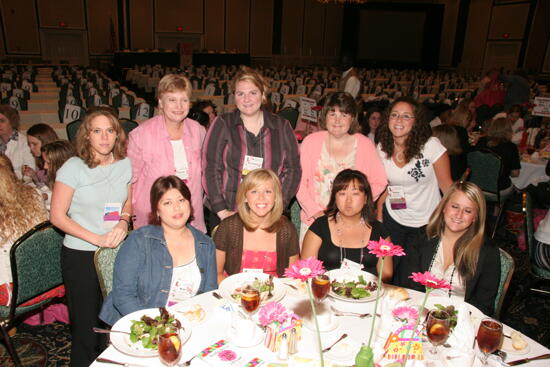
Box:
[129,307,181,349]
[331,275,378,299]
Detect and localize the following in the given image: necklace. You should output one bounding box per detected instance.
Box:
[335,213,366,268]
[395,151,405,163]
[428,240,455,298]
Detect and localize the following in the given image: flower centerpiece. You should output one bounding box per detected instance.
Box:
[401,271,452,366]
[356,238,405,367]
[392,306,419,327]
[259,301,301,352]
[284,257,326,366]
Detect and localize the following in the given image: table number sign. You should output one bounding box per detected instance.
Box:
[383,325,424,361]
[533,97,550,117]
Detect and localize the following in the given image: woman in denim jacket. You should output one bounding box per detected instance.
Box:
[100,176,217,325]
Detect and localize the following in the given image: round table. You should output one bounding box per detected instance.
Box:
[91,287,550,367]
[511,160,549,190]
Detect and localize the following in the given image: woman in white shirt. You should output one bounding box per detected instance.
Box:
[375,97,452,285]
[0,105,35,179]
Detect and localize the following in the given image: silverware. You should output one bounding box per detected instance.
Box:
[330,306,371,318]
[179,354,198,366]
[285,282,298,291]
[322,333,348,353]
[507,353,550,366]
[96,357,148,367]
[267,274,274,298]
[212,291,222,300]
[93,327,131,336]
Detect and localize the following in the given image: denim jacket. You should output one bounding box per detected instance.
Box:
[100,224,218,325]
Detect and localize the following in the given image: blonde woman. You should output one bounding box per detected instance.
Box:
[214,169,299,283]
[50,108,132,366]
[432,124,466,181]
[402,181,500,316]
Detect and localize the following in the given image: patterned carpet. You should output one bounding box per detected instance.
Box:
[1,204,548,366]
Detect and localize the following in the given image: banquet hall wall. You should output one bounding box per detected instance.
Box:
[0,0,547,73]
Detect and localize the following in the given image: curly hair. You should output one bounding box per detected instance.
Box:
[0,153,48,245]
[75,107,127,168]
[376,96,432,163]
[318,92,360,134]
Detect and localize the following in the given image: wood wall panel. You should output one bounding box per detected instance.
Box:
[322,3,342,58]
[438,0,458,67]
[129,0,154,49]
[302,0,324,57]
[483,41,521,70]
[460,0,492,70]
[37,0,85,29]
[250,0,273,56]
[225,0,249,52]
[0,0,40,53]
[155,0,203,33]
[488,3,529,40]
[281,0,304,56]
[524,0,550,72]
[87,0,118,54]
[204,0,224,50]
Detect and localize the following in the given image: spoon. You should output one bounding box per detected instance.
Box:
[322,333,348,353]
[93,327,131,336]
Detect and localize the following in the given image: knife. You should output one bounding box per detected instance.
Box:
[507,353,550,366]
[96,357,150,367]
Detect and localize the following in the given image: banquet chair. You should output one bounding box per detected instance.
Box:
[278,107,300,130]
[66,119,83,143]
[523,191,550,294]
[290,199,301,235]
[0,221,64,367]
[94,246,122,298]
[494,248,514,319]
[467,149,509,238]
[120,118,139,137]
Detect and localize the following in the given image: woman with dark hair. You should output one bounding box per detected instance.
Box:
[297,92,387,242]
[376,96,452,285]
[361,106,382,141]
[432,124,466,181]
[23,123,58,186]
[0,104,35,179]
[402,181,500,316]
[100,176,217,325]
[42,140,76,188]
[301,169,392,281]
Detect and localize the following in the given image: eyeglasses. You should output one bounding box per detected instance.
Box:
[389,112,414,121]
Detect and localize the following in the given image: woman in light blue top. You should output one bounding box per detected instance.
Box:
[100,176,217,325]
[51,107,132,367]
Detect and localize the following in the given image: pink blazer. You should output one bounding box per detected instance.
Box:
[127,115,206,232]
[296,131,387,225]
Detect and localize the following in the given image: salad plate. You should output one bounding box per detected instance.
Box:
[218,272,286,305]
[110,308,191,357]
[326,268,383,303]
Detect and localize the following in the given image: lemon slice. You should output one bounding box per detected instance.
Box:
[169,335,181,351]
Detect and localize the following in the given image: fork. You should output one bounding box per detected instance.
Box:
[178,354,198,366]
[330,306,371,318]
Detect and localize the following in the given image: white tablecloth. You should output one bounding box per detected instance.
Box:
[512,160,549,190]
[90,288,550,367]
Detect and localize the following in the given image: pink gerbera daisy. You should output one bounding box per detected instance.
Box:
[284,257,325,281]
[367,238,406,258]
[409,271,452,290]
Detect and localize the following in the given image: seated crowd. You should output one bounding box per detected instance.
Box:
[1,64,549,367]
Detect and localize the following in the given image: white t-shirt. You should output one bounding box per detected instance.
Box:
[170,140,189,180]
[535,211,550,244]
[377,137,446,227]
[166,257,201,307]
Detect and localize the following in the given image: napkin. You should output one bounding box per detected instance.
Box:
[443,303,476,367]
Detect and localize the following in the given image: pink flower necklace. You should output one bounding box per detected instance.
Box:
[335,213,367,268]
[427,240,456,298]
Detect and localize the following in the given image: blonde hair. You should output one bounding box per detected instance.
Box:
[75,108,127,168]
[232,66,269,105]
[432,125,462,156]
[157,74,192,100]
[426,181,486,282]
[448,105,472,129]
[42,140,76,188]
[236,169,283,232]
[0,153,48,245]
[486,117,512,146]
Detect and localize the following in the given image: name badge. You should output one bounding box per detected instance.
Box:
[340,258,363,271]
[388,185,407,210]
[242,155,263,176]
[103,202,122,228]
[242,268,263,273]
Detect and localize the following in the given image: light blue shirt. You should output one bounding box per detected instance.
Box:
[56,157,132,251]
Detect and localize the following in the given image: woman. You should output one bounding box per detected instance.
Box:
[475,117,520,196]
[301,169,392,281]
[203,66,301,231]
[0,104,35,179]
[42,140,76,188]
[432,125,466,181]
[23,123,58,186]
[100,176,217,325]
[403,181,500,316]
[447,104,472,154]
[362,106,382,141]
[376,96,452,285]
[214,169,299,283]
[297,92,387,240]
[128,74,206,231]
[50,108,132,366]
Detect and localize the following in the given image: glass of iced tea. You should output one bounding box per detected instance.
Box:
[240,283,261,318]
[311,274,330,304]
[158,332,182,366]
[425,310,450,356]
[477,318,503,365]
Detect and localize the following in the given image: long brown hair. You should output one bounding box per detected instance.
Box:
[75,107,127,168]
[42,140,76,188]
[426,181,486,282]
[27,123,59,168]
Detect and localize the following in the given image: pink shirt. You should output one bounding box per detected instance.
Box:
[127,114,206,232]
[296,131,388,225]
[239,250,278,277]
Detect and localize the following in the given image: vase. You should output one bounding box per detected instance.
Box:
[355,345,375,367]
